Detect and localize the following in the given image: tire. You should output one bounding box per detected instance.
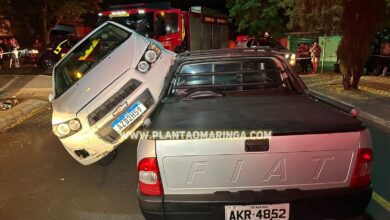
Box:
[38,54,56,70]
[98,149,118,166]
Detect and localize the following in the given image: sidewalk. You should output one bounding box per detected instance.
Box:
[0,74,51,132]
[0,74,52,100]
[301,73,390,129]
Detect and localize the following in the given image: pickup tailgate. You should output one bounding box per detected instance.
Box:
[156,132,361,195]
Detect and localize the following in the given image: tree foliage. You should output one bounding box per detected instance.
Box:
[281,0,343,34]
[0,0,100,46]
[228,0,388,89]
[227,0,287,36]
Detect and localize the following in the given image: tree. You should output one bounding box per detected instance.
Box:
[281,0,343,34]
[227,0,287,36]
[229,0,387,89]
[0,0,100,46]
[39,0,101,44]
[283,0,387,89]
[338,0,386,89]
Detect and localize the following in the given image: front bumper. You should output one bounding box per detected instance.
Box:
[138,186,372,220]
[59,127,118,165]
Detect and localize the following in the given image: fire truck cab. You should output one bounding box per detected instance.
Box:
[98,3,229,52]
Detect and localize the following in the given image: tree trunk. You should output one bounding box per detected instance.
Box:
[42,0,49,45]
[352,69,362,89]
[338,0,386,90]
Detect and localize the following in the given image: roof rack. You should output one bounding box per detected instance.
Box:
[179,47,275,57]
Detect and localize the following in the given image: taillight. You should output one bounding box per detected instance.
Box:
[351,108,360,118]
[350,148,373,188]
[138,158,163,196]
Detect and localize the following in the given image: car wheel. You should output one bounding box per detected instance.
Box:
[98,149,118,166]
[38,55,56,70]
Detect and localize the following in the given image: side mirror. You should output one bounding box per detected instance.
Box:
[48,93,54,103]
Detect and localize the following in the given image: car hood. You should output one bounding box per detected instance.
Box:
[52,33,149,124]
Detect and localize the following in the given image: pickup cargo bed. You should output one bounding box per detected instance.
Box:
[149,94,364,135]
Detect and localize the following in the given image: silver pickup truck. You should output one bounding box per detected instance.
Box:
[136,50,373,219]
[50,22,372,220]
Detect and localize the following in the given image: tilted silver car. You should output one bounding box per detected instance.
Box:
[136,49,373,219]
[50,21,176,165]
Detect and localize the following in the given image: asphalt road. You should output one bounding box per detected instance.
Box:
[0,65,51,76]
[0,108,389,220]
[0,107,144,220]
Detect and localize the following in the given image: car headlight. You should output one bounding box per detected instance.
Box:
[68,119,81,130]
[289,54,296,66]
[137,61,150,73]
[144,50,158,63]
[284,54,290,59]
[291,54,296,60]
[53,118,82,139]
[29,49,39,54]
[136,43,162,73]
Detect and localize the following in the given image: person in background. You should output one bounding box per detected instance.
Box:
[236,37,248,48]
[259,32,272,47]
[1,39,10,68]
[33,38,42,51]
[246,35,259,48]
[0,39,5,70]
[380,42,390,76]
[296,43,309,74]
[309,42,321,74]
[9,37,20,68]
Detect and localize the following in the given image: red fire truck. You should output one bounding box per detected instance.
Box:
[97,3,229,52]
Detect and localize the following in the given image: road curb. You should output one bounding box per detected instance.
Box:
[0,99,49,133]
[309,89,390,130]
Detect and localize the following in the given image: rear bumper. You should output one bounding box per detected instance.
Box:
[138,186,372,220]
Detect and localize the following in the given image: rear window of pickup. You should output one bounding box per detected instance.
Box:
[169,58,295,97]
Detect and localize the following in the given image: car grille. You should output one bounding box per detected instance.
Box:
[88,79,141,126]
[96,89,155,143]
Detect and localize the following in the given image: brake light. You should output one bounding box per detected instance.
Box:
[351,108,360,117]
[350,148,373,188]
[138,158,163,196]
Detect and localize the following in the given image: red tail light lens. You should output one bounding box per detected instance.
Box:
[350,148,373,188]
[351,108,360,117]
[138,158,163,196]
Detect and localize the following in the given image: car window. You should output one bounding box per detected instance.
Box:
[54,24,131,97]
[171,58,291,97]
[155,12,179,36]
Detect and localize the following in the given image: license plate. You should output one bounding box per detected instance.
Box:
[225,203,289,220]
[111,102,147,133]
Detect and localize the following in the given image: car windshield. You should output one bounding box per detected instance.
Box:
[97,13,154,38]
[169,58,294,98]
[54,24,131,97]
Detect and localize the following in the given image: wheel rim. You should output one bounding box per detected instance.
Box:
[44,58,53,67]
